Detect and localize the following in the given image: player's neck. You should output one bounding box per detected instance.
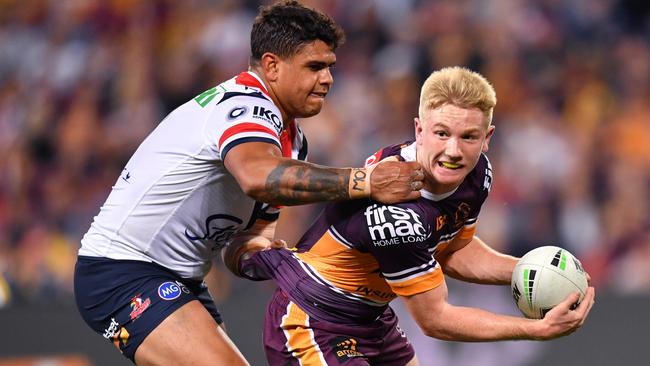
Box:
[423,181,459,197]
[248,67,293,128]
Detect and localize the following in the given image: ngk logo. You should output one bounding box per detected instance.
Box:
[363,205,430,246]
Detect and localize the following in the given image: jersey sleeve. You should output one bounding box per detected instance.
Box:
[334,203,445,297]
[363,143,408,166]
[210,93,284,161]
[243,201,282,231]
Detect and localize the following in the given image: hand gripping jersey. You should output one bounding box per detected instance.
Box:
[79,71,307,279]
[247,142,493,323]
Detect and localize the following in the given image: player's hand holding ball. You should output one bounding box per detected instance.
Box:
[511,246,596,339]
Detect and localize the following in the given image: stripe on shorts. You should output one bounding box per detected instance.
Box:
[281,301,328,366]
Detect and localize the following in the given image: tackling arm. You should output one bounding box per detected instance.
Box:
[224,142,424,206]
[222,219,281,278]
[402,279,595,341]
[436,236,518,285]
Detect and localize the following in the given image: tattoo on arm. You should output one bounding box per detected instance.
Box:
[261,160,350,205]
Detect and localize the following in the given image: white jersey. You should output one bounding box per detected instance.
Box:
[79,71,308,279]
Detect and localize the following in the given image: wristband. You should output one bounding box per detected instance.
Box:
[348,164,377,199]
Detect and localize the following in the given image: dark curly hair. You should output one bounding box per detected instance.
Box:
[250,1,345,64]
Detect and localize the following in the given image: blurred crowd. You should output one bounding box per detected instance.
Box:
[0,0,649,311]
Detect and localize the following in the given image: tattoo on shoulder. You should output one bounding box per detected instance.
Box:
[262,161,349,205]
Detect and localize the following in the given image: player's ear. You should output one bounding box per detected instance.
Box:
[414,117,423,144]
[482,125,495,153]
[260,52,281,82]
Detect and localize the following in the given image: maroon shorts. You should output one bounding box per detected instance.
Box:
[263,288,416,366]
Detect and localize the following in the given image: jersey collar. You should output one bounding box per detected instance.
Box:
[236,71,270,97]
[400,141,458,201]
[239,70,296,132]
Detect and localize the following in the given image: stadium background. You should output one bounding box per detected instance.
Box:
[0,0,648,365]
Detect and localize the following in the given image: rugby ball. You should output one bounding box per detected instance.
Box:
[511,246,588,319]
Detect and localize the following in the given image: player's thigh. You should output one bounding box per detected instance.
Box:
[74,256,237,364]
[134,300,248,366]
[263,290,361,365]
[262,289,415,366]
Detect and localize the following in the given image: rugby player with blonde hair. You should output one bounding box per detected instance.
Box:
[226,66,595,365]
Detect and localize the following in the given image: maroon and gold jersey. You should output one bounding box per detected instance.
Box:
[248,141,493,323]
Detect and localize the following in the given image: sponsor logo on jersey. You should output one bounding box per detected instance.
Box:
[129,295,151,319]
[453,202,472,229]
[227,106,249,121]
[184,214,243,250]
[363,204,431,247]
[157,281,185,301]
[354,285,395,301]
[252,105,282,133]
[331,336,364,361]
[194,84,226,107]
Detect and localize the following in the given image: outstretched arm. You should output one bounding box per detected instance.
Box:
[224,142,424,206]
[435,236,518,285]
[402,279,595,342]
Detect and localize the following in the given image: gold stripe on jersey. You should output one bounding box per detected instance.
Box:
[296,230,445,302]
[431,221,478,257]
[281,301,327,365]
[386,264,445,297]
[458,221,477,240]
[296,231,395,304]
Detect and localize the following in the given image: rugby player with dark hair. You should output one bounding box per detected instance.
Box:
[74,2,424,365]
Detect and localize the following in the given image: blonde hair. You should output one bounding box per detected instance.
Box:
[419,66,496,126]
